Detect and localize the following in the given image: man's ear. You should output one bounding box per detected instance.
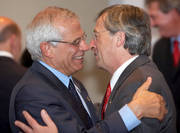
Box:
[10,34,17,50]
[115,31,125,47]
[9,34,21,61]
[40,42,53,58]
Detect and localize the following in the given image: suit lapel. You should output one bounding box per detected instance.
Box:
[31,62,82,110]
[31,62,94,128]
[106,56,150,111]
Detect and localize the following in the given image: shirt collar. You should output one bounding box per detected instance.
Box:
[39,61,71,88]
[171,35,180,43]
[170,35,180,51]
[0,51,14,59]
[110,55,139,91]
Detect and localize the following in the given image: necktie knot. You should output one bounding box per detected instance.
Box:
[68,79,79,101]
[173,40,180,67]
[101,82,111,120]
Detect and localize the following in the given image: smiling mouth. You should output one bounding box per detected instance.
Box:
[74,56,84,60]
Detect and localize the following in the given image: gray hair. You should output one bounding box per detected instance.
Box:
[96,4,151,56]
[26,6,78,60]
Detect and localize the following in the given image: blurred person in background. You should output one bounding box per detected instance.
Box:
[0,16,26,132]
[145,0,180,132]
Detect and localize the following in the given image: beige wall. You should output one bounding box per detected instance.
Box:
[0,0,110,103]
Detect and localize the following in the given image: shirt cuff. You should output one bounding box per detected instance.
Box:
[119,104,141,131]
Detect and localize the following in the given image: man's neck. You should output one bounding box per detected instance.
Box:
[110,55,139,91]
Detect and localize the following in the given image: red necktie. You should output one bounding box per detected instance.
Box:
[101,83,111,120]
[173,40,180,67]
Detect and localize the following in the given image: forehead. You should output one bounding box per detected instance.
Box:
[148,2,160,13]
[94,15,106,32]
[55,17,83,36]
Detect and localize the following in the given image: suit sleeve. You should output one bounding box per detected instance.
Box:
[15,84,128,133]
[118,81,161,133]
[120,79,176,133]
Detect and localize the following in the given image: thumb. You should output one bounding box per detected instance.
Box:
[133,77,152,100]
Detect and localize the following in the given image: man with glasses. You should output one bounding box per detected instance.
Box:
[9,6,167,133]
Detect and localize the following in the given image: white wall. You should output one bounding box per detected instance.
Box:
[108,0,144,8]
[0,0,110,103]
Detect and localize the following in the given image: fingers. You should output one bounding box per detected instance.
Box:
[40,109,54,127]
[15,120,32,133]
[133,77,152,99]
[144,77,152,90]
[149,94,167,121]
[139,77,152,91]
[157,95,168,121]
[22,111,39,129]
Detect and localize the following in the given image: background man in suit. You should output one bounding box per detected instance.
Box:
[145,0,180,132]
[9,6,167,133]
[0,16,26,132]
[90,4,176,133]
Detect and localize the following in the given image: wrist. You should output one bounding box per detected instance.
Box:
[128,100,143,120]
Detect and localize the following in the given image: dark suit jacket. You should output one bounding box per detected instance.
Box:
[103,55,177,133]
[153,37,180,132]
[152,37,180,91]
[9,61,128,133]
[0,57,26,133]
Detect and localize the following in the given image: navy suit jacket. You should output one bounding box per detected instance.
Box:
[103,55,177,133]
[9,61,128,133]
[0,57,26,133]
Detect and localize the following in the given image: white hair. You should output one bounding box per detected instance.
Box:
[26,24,61,60]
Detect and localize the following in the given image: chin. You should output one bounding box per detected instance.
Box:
[160,31,172,38]
[96,62,103,69]
[77,64,84,71]
[71,66,83,75]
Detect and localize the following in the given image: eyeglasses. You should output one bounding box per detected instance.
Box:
[47,33,87,47]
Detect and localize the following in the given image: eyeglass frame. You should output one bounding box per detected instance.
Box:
[47,33,87,47]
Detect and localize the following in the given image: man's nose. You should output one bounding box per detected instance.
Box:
[150,18,156,27]
[79,40,90,51]
[89,40,96,50]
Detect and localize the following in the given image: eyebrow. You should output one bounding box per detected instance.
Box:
[73,33,84,41]
[73,36,81,41]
